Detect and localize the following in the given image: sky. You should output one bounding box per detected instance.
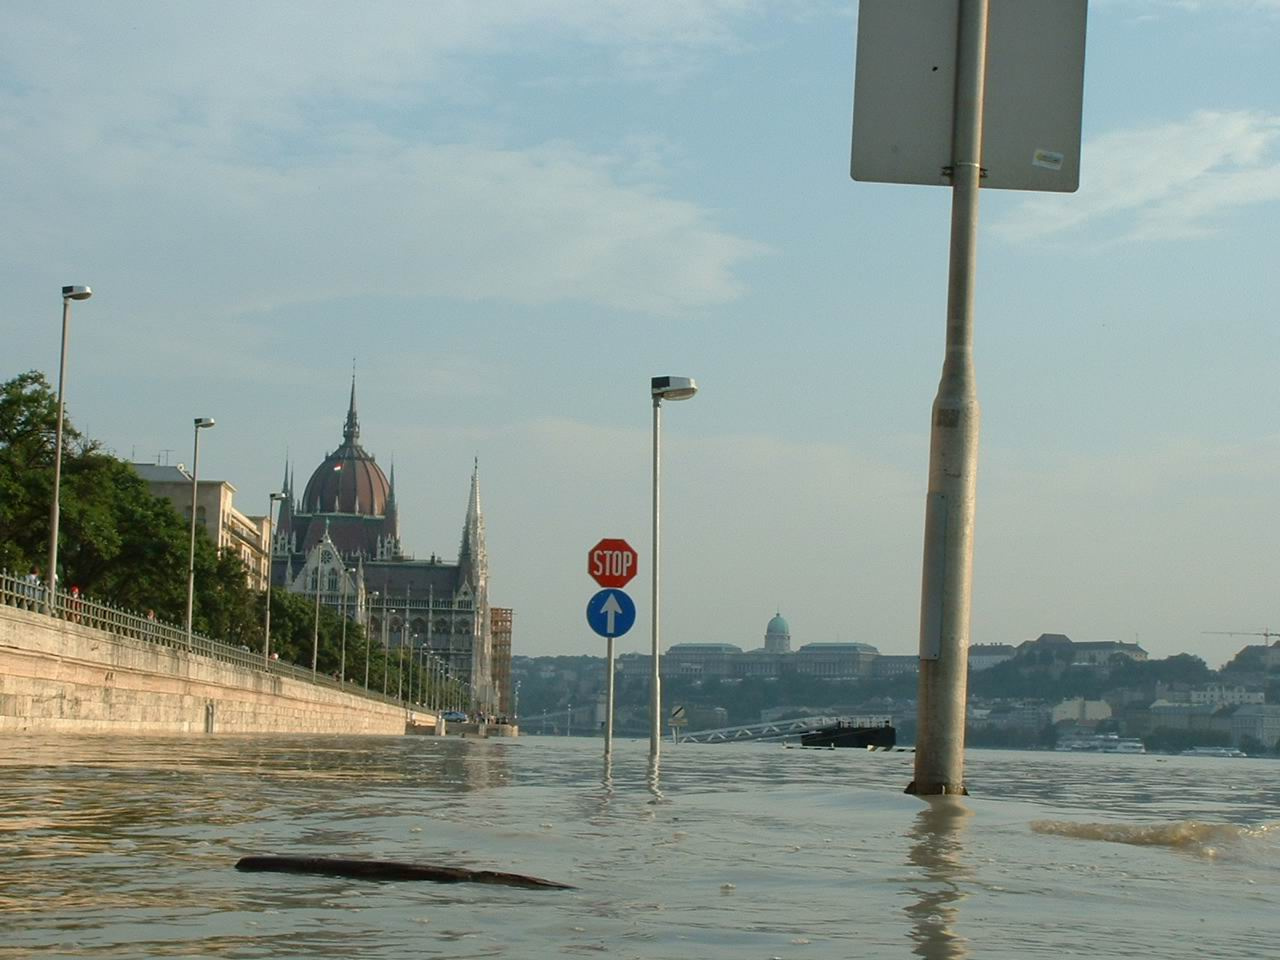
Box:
[2,1,1277,668]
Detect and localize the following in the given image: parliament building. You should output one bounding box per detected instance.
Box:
[270,381,503,712]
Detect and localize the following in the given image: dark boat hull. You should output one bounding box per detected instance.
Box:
[800,721,896,749]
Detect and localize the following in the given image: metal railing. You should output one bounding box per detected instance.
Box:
[0,568,412,711]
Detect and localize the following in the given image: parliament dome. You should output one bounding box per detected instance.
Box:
[300,382,391,517]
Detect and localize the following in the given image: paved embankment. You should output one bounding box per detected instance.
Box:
[0,604,433,736]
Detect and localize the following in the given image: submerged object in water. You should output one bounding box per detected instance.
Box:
[234,855,574,889]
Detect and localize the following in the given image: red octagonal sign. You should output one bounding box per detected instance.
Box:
[589,538,638,589]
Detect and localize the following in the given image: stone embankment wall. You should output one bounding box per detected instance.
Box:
[0,605,433,736]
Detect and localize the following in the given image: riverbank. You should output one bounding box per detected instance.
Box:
[0,602,432,736]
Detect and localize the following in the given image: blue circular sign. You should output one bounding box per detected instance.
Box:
[586,588,636,638]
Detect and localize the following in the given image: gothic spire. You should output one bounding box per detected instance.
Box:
[458,458,487,587]
[343,372,360,444]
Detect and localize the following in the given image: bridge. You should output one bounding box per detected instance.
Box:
[675,715,892,744]
[517,712,894,744]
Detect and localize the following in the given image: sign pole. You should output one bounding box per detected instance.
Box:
[604,635,615,757]
[908,0,988,797]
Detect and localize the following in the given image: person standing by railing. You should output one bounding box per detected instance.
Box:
[22,567,41,611]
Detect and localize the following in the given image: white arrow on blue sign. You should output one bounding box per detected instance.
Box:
[586,588,636,638]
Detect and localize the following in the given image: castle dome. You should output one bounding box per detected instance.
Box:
[300,379,391,517]
[766,613,790,637]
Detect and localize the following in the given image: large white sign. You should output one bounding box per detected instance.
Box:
[851,0,1087,192]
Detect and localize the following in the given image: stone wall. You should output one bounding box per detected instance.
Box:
[0,605,434,736]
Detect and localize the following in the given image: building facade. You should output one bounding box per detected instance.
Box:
[271,381,500,712]
[133,462,270,588]
[491,607,513,717]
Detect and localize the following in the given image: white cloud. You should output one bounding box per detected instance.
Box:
[994,110,1280,244]
[0,3,775,318]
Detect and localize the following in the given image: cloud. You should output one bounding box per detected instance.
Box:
[993,110,1280,244]
[1095,0,1280,15]
[0,3,773,319]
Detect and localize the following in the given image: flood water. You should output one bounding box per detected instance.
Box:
[1,734,1276,959]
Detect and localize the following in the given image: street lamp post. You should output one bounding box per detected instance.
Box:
[263,491,286,665]
[45,285,92,615]
[185,417,216,647]
[383,605,394,696]
[311,559,321,679]
[366,591,377,689]
[339,568,352,685]
[648,376,698,760]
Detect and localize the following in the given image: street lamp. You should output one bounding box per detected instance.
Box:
[185,417,216,647]
[339,567,354,685]
[263,491,286,666]
[45,285,92,615]
[311,557,322,679]
[649,376,697,759]
[366,591,378,689]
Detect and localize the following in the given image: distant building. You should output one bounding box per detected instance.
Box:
[1072,640,1148,665]
[270,380,501,712]
[871,654,918,678]
[132,462,269,589]
[1015,634,1147,666]
[1229,704,1280,749]
[491,607,513,716]
[664,643,743,679]
[1190,684,1263,707]
[969,643,1015,672]
[794,642,878,678]
[763,612,791,653]
[1051,697,1112,726]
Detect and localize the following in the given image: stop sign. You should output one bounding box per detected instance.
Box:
[588,538,638,588]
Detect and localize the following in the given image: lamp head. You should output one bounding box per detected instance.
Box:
[269,491,287,502]
[62,285,92,301]
[651,376,698,402]
[194,417,215,429]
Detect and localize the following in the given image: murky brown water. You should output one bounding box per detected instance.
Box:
[1,735,1276,958]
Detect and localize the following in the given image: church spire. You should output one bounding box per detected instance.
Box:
[343,371,360,444]
[458,458,487,587]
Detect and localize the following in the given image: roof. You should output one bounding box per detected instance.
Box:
[299,380,392,517]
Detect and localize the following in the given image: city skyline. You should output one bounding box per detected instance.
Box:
[2,2,1276,666]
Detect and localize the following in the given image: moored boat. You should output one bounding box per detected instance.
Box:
[799,718,896,749]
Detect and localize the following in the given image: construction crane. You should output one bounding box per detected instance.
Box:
[1202,630,1279,645]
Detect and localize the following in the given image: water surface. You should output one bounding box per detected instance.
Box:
[1,735,1275,958]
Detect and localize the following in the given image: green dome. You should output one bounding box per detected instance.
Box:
[766,613,790,636]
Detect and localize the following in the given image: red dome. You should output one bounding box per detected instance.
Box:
[300,380,391,516]
[301,440,390,516]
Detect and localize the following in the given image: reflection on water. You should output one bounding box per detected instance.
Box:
[645,752,664,804]
[905,797,973,960]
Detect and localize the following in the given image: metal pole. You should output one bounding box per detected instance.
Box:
[382,600,390,695]
[185,421,206,647]
[365,592,375,689]
[908,0,988,797]
[339,570,349,685]
[649,396,662,759]
[604,635,616,756]
[45,298,73,615]
[261,491,281,665]
[311,561,320,679]
[263,494,274,666]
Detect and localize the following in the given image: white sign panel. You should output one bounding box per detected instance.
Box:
[851,0,1087,192]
